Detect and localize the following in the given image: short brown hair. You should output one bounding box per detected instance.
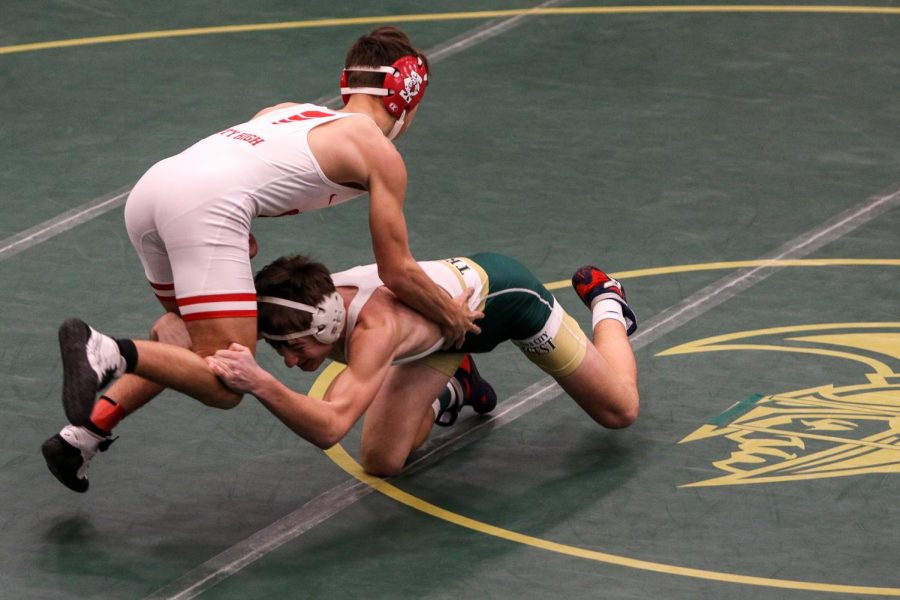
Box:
[344,26,429,88]
[254,255,335,340]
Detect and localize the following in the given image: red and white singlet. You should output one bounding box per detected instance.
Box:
[124,104,366,320]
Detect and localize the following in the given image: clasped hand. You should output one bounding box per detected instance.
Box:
[206,343,267,395]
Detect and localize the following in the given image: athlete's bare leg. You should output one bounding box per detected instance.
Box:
[102,303,256,414]
[104,309,188,415]
[44,296,257,492]
[555,320,638,429]
[127,316,257,409]
[359,362,450,476]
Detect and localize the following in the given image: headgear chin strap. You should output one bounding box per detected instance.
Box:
[257,292,345,344]
[386,111,406,141]
[340,55,428,139]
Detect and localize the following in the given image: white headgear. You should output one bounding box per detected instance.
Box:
[257,291,345,344]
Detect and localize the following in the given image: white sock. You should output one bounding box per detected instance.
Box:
[87,327,127,380]
[446,377,463,408]
[59,424,104,451]
[591,298,626,330]
[433,378,463,424]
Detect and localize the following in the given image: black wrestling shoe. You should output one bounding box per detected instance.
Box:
[41,425,115,493]
[435,355,497,427]
[58,318,125,427]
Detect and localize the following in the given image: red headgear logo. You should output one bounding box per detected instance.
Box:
[340,55,428,118]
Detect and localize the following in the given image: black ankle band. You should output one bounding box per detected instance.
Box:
[115,338,138,373]
[85,421,110,437]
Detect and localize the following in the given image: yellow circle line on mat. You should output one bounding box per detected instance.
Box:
[324,443,899,595]
[309,258,900,595]
[3,6,900,55]
[544,257,900,290]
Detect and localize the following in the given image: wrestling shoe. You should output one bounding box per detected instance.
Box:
[435,355,497,427]
[58,318,127,427]
[41,425,115,493]
[572,265,638,335]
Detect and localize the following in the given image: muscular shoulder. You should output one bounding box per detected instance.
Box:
[347,291,402,358]
[328,114,399,157]
[354,288,401,333]
[309,115,405,189]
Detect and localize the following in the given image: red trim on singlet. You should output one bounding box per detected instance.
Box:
[176,293,257,307]
[181,310,258,321]
[149,282,175,291]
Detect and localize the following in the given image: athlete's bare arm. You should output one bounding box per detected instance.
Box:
[309,117,483,347]
[207,310,403,448]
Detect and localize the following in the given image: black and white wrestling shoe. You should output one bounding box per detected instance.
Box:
[41,425,115,493]
[58,318,126,427]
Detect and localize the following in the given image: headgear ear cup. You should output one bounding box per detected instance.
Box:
[257,292,346,344]
[311,291,346,344]
[381,55,428,116]
[340,55,428,117]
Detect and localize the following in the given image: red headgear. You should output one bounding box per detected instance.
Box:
[340,55,428,118]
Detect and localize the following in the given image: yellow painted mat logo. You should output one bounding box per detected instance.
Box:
[661,323,900,487]
[321,261,900,594]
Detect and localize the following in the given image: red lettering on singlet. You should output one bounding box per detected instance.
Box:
[218,128,265,146]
